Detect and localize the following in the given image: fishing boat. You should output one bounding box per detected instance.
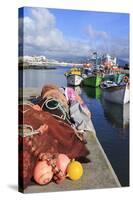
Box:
[65,67,83,86]
[103,73,126,83]
[100,80,129,104]
[82,68,92,79]
[101,54,117,67]
[82,63,93,78]
[82,74,102,87]
[82,52,103,87]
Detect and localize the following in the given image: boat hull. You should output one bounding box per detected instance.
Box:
[82,75,102,87]
[67,75,83,86]
[102,84,129,104]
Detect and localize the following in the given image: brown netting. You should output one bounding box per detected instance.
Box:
[41,86,69,112]
[19,104,90,189]
[41,84,60,97]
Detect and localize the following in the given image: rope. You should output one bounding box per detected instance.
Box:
[19,124,40,137]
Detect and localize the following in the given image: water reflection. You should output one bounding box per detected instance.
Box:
[100,98,129,129]
[82,86,101,99]
[70,86,82,95]
[22,68,67,88]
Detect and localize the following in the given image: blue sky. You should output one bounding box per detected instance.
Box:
[19,7,129,61]
[51,9,129,38]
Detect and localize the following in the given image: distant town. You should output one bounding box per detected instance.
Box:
[19,55,82,69]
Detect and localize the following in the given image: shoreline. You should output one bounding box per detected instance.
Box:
[19,62,83,70]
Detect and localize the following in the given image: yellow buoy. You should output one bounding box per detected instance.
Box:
[67,159,83,181]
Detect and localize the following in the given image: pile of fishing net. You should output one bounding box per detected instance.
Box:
[19,102,90,189]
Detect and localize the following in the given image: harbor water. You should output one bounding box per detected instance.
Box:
[20,66,129,186]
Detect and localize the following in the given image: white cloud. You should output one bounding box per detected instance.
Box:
[23,8,65,48]
[19,8,91,58]
[19,8,129,61]
[85,25,109,40]
[84,25,129,61]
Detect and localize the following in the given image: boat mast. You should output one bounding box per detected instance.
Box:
[93,52,97,66]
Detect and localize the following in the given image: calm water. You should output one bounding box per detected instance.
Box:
[21,66,129,186]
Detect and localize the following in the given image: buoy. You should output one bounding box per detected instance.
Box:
[123,76,129,83]
[67,159,83,181]
[56,154,70,174]
[33,161,53,185]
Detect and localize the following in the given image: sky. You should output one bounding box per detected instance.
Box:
[19,7,129,61]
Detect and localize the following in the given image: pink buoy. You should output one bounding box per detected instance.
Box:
[33,160,53,185]
[56,154,70,174]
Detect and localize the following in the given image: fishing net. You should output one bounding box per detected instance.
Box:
[19,104,90,189]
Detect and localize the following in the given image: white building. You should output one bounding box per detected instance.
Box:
[18,56,48,66]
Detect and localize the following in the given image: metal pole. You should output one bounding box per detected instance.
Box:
[96,52,97,66]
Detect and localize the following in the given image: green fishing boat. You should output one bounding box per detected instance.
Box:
[82,75,102,87]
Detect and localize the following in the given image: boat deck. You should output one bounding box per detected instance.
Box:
[20,88,121,193]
